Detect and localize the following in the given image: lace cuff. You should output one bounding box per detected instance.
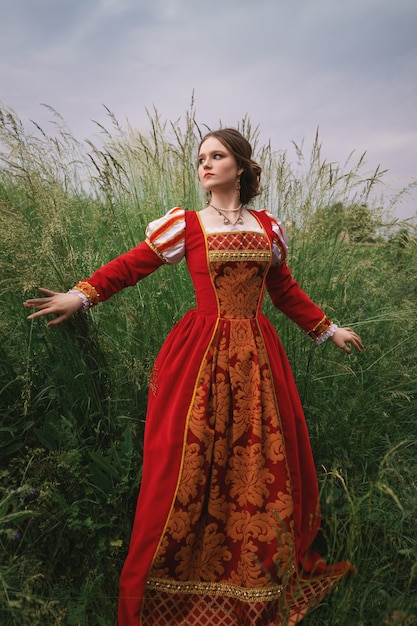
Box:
[315,323,339,345]
[68,289,90,311]
[69,281,100,311]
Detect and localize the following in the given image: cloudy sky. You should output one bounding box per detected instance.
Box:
[1,0,416,219]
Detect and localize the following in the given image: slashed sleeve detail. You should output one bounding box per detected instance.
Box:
[264,211,289,266]
[69,208,186,304]
[146,207,186,265]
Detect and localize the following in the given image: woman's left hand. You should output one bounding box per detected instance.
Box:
[330,328,363,354]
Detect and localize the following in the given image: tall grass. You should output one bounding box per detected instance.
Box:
[0,101,416,625]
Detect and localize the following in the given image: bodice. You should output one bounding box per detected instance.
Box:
[86,208,330,344]
[203,231,271,319]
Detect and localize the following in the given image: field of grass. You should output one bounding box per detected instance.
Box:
[0,102,416,625]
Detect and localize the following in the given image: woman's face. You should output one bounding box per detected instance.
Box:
[198,137,242,196]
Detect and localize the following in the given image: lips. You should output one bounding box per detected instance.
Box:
[204,173,213,178]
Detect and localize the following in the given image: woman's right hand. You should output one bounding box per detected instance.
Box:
[23,288,84,328]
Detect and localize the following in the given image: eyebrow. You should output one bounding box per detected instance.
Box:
[198,148,227,158]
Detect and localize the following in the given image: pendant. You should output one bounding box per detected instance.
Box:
[210,203,244,226]
[222,213,243,226]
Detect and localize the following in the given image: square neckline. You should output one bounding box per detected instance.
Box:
[196,208,267,236]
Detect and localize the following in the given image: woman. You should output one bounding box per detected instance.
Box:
[24,128,363,625]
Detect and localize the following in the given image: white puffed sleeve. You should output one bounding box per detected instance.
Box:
[145,207,186,265]
[264,210,288,266]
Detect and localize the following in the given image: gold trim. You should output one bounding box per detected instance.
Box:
[208,249,271,262]
[145,238,168,263]
[145,567,296,602]
[197,211,220,318]
[308,315,332,341]
[72,281,100,306]
[142,317,221,620]
[251,209,273,271]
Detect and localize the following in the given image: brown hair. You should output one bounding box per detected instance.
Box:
[198,128,262,205]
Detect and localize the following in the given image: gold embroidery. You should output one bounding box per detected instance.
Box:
[143,565,346,625]
[208,249,271,262]
[146,321,221,580]
[145,227,297,609]
[214,265,264,318]
[145,237,168,263]
[176,443,207,506]
[145,570,297,601]
[308,315,332,341]
[207,231,271,264]
[175,523,232,580]
[72,281,100,306]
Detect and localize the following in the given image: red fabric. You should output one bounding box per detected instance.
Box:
[87,240,165,302]
[118,308,216,623]
[82,210,353,625]
[266,261,326,333]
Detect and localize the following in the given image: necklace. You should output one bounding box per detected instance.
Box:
[209,202,244,226]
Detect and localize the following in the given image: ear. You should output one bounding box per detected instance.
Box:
[237,168,244,176]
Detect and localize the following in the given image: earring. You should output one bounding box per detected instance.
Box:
[206,190,212,204]
[236,177,241,199]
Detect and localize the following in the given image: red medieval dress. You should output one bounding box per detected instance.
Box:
[77,208,353,625]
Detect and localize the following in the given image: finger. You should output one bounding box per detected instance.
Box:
[27,309,50,320]
[28,303,63,318]
[343,330,363,350]
[46,313,70,327]
[350,336,363,351]
[24,298,52,309]
[23,288,58,307]
[46,318,61,327]
[347,339,363,352]
[37,288,58,296]
[27,301,58,313]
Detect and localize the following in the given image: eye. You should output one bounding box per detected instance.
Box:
[213,153,223,159]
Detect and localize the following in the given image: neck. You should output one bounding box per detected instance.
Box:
[210,201,244,226]
[208,194,241,211]
[210,201,242,213]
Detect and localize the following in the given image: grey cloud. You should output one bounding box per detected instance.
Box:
[0,0,415,218]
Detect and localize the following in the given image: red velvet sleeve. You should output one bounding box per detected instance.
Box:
[85,240,165,302]
[265,261,332,340]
